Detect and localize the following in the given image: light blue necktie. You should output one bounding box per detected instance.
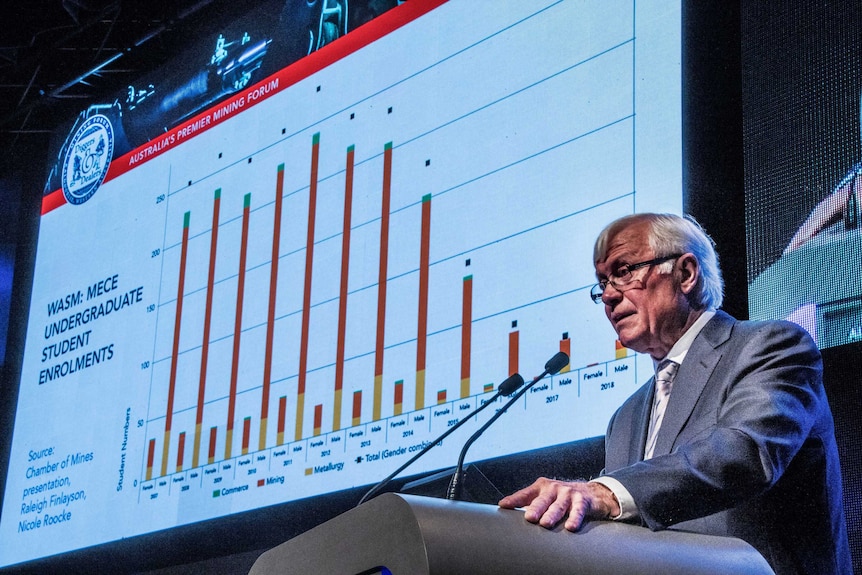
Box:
[644,360,679,459]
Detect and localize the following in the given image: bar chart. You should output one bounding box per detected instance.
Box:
[140,118,643,502]
[2,0,681,564]
[134,0,678,505]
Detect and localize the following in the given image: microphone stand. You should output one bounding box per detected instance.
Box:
[357,373,524,506]
[447,351,569,500]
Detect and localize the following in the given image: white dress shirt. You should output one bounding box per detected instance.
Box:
[592,310,715,520]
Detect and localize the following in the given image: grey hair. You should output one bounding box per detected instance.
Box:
[593,213,724,309]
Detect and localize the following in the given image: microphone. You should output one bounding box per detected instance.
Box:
[356,372,525,506]
[542,351,571,378]
[446,351,569,501]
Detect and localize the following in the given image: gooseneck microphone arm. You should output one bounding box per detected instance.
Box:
[357,372,525,506]
[446,351,570,501]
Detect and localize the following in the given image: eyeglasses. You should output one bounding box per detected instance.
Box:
[590,254,682,304]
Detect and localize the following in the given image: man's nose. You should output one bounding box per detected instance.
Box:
[601,282,623,305]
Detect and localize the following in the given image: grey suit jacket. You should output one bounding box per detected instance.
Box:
[603,311,851,575]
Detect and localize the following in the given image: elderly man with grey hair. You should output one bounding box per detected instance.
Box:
[499,213,851,575]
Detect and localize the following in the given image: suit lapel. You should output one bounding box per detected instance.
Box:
[651,311,735,457]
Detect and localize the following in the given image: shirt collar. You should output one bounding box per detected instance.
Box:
[653,310,716,372]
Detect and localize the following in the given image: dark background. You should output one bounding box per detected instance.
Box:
[742,2,862,280]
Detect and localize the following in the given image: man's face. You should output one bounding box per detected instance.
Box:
[594,221,687,359]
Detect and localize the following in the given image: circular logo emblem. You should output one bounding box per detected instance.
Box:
[61,114,114,205]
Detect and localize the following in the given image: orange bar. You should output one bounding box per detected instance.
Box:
[560,333,572,373]
[261,165,285,450]
[415,194,431,410]
[226,194,252,459]
[373,142,393,421]
[176,431,186,473]
[460,275,473,398]
[194,189,221,469]
[313,404,323,436]
[162,211,190,477]
[242,417,251,455]
[352,391,362,426]
[334,145,355,431]
[393,380,403,416]
[508,326,519,377]
[297,133,321,441]
[615,339,628,359]
[208,427,217,465]
[146,438,155,481]
[437,390,447,405]
[277,396,286,446]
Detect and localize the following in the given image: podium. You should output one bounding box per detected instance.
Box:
[248,493,774,575]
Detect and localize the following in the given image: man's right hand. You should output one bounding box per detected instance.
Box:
[498,477,620,532]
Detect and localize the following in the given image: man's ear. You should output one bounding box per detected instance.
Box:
[676,253,700,296]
